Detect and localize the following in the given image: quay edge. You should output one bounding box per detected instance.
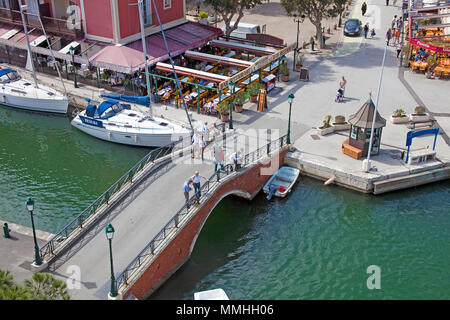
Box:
[284,150,450,195]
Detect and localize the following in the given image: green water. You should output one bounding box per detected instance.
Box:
[151,177,450,300]
[1,104,449,299]
[0,105,149,233]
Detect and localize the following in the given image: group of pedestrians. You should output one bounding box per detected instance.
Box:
[385,15,404,59]
[360,3,375,39]
[191,122,221,160]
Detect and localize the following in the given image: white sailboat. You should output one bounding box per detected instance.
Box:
[71,95,190,147]
[0,3,68,114]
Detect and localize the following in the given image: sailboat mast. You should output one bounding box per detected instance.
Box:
[18,2,38,88]
[137,0,153,119]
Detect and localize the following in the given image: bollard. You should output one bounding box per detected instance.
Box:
[3,223,11,238]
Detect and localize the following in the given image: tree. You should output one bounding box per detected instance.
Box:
[330,0,350,28]
[281,0,338,49]
[204,0,263,38]
[0,269,70,300]
[24,272,70,300]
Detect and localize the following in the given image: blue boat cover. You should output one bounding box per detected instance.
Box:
[100,94,150,107]
[97,100,118,117]
[85,104,97,117]
[0,68,15,77]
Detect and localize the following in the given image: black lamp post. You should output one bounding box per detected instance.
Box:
[105,223,117,298]
[69,46,78,88]
[26,197,42,266]
[228,80,235,130]
[287,93,294,144]
[292,13,305,71]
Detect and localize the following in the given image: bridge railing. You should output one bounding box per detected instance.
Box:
[38,122,226,261]
[115,134,288,291]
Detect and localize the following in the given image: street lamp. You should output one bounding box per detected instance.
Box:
[287,92,294,144]
[292,13,305,71]
[228,80,235,130]
[105,223,117,298]
[69,46,78,88]
[26,197,42,266]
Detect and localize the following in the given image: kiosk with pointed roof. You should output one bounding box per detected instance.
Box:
[343,96,386,159]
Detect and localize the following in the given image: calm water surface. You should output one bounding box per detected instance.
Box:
[0,105,149,232]
[1,104,449,299]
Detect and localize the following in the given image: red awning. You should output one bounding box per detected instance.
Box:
[126,22,222,67]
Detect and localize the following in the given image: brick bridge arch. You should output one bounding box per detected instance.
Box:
[123,148,289,300]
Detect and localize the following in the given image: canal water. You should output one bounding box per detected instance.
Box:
[1,105,449,299]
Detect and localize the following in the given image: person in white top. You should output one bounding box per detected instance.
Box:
[191,171,207,202]
[202,121,209,142]
[199,135,207,161]
[212,143,224,172]
[191,132,200,159]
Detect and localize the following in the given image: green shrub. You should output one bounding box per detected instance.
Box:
[247,82,264,96]
[414,106,427,115]
[234,91,246,105]
[393,109,406,117]
[322,115,332,128]
[218,101,230,115]
[199,11,209,19]
[279,62,289,76]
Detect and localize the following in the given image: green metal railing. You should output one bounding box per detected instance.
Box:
[115,134,288,291]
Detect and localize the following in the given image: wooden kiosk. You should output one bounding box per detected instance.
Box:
[342,97,386,159]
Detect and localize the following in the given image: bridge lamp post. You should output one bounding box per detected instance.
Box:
[287,92,294,145]
[69,46,78,88]
[26,197,42,266]
[292,13,305,71]
[228,80,235,130]
[105,223,118,298]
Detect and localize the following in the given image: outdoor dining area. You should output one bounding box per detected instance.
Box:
[149,39,289,117]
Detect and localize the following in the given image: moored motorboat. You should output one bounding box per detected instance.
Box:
[263,166,300,200]
[0,67,68,114]
[71,95,191,147]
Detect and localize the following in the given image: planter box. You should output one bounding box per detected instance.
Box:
[250,95,257,103]
[317,126,334,136]
[332,123,351,131]
[390,115,410,124]
[409,114,430,122]
[234,104,243,113]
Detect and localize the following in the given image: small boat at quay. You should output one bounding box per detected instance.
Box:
[194,288,229,300]
[263,166,300,200]
[0,67,68,114]
[71,94,191,147]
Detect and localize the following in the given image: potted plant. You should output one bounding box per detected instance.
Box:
[233,91,245,113]
[247,82,263,103]
[198,11,209,25]
[295,53,304,71]
[332,115,350,131]
[410,106,430,122]
[318,115,334,136]
[279,62,290,82]
[218,101,230,122]
[390,108,409,124]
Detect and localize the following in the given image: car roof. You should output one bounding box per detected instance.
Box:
[346,19,360,23]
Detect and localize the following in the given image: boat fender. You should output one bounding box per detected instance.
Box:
[279,185,285,192]
[134,135,138,143]
[108,131,112,140]
[324,175,336,186]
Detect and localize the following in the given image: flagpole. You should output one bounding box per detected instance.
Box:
[365,41,388,172]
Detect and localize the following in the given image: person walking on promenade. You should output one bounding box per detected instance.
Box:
[212,143,224,172]
[191,131,200,159]
[386,0,389,6]
[339,76,347,98]
[199,134,206,161]
[386,28,392,46]
[201,121,209,142]
[191,171,207,203]
[361,2,367,16]
[363,23,369,39]
[391,15,397,30]
[183,178,193,209]
[397,43,403,58]
[394,28,401,45]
